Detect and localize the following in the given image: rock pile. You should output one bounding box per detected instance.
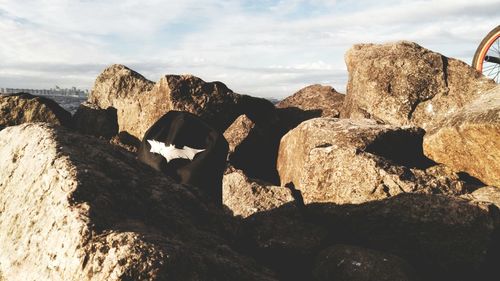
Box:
[0,40,498,281]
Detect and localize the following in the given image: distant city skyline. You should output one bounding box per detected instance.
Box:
[1,0,499,98]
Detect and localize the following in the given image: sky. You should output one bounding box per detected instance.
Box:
[0,0,499,98]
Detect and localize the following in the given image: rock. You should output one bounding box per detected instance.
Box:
[0,93,71,127]
[87,64,154,141]
[224,115,256,154]
[240,193,499,281]
[312,244,419,281]
[341,41,496,129]
[277,118,467,204]
[223,169,294,218]
[423,85,500,187]
[223,96,283,184]
[463,186,500,208]
[72,101,118,139]
[89,64,243,140]
[276,84,344,118]
[0,123,276,281]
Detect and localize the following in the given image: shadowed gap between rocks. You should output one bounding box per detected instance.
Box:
[364,129,436,169]
[229,107,322,185]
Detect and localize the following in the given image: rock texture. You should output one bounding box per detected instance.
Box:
[277,118,467,204]
[223,115,256,154]
[240,193,499,281]
[0,93,71,127]
[313,244,418,281]
[72,102,118,139]
[463,186,500,208]
[276,84,344,118]
[341,41,496,129]
[88,64,243,140]
[223,169,294,218]
[0,123,276,281]
[423,85,500,187]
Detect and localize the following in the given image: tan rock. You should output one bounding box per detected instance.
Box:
[277,84,344,118]
[341,41,496,129]
[223,115,256,153]
[0,93,71,127]
[463,186,500,208]
[277,118,467,204]
[223,169,294,218]
[0,123,276,281]
[423,85,500,186]
[88,64,242,140]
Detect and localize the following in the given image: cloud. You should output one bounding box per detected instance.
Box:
[1,0,499,98]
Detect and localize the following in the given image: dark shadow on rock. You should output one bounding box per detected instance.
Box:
[457,172,487,192]
[117,131,141,149]
[365,128,436,169]
[233,193,500,281]
[72,104,118,139]
[228,106,322,185]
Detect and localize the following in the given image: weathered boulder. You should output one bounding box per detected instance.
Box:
[423,85,500,187]
[312,244,419,281]
[276,84,344,118]
[89,64,244,140]
[223,169,294,218]
[72,101,118,139]
[0,123,276,281]
[240,193,499,281]
[0,93,71,127]
[341,41,496,129]
[277,118,467,204]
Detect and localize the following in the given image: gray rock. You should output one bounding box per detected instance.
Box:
[423,85,500,187]
[0,123,276,281]
[341,41,496,129]
[277,118,467,204]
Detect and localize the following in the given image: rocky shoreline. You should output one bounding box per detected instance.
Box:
[0,41,499,281]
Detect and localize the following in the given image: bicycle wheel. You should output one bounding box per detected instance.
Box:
[472,25,500,83]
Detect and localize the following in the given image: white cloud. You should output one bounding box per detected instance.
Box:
[1,0,499,98]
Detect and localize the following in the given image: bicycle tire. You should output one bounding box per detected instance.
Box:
[472,25,500,82]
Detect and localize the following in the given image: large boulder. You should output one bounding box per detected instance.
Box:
[88,64,243,140]
[0,123,276,281]
[223,168,294,218]
[341,41,496,129]
[423,85,500,187]
[312,244,419,281]
[0,93,71,127]
[276,84,344,118]
[277,118,467,204]
[240,193,500,281]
